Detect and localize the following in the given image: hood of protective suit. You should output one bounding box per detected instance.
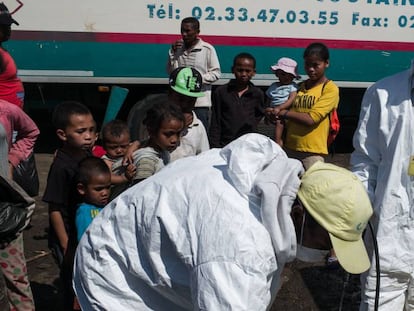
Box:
[73,133,303,310]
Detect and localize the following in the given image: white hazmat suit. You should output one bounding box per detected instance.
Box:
[351,59,414,310]
[73,133,304,310]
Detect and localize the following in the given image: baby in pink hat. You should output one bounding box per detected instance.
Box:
[265,57,300,146]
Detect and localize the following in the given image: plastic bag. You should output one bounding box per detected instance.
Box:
[13,152,39,197]
[0,175,35,246]
[328,109,340,146]
[0,202,28,242]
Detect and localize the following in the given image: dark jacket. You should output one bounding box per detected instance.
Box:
[209,80,265,148]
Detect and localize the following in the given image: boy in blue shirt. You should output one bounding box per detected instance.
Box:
[76,157,111,241]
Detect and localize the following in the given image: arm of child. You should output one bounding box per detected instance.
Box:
[122,140,140,166]
[103,158,127,185]
[264,107,277,124]
[110,164,137,185]
[110,174,129,185]
[131,157,159,185]
[75,204,97,242]
[276,90,297,111]
[49,207,69,254]
[277,108,315,126]
[124,163,137,180]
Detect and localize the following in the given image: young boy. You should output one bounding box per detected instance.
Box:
[75,157,111,241]
[43,101,96,311]
[127,67,209,161]
[209,53,265,148]
[168,67,210,161]
[101,120,136,199]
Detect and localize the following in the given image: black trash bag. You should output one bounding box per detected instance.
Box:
[12,152,39,197]
[0,202,27,241]
[0,175,35,246]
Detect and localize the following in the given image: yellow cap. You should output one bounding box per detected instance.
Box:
[297,162,373,274]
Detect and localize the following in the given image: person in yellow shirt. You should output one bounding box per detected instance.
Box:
[276,42,339,170]
[274,42,340,268]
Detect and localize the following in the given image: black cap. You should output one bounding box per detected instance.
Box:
[0,2,18,26]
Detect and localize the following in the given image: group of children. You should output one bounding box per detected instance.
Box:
[210,42,337,158]
[208,43,339,266]
[42,67,207,310]
[41,42,338,310]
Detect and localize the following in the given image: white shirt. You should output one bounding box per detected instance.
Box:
[167,38,221,108]
[170,112,209,162]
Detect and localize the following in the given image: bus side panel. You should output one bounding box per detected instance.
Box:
[7,40,414,85]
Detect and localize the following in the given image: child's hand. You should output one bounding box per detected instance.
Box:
[124,164,137,181]
[184,112,194,128]
[122,140,140,166]
[265,107,277,124]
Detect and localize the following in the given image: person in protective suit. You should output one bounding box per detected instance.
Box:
[351,59,414,310]
[73,133,372,310]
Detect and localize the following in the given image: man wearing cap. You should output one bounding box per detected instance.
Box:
[0,2,24,108]
[167,17,221,131]
[73,133,372,310]
[351,59,414,310]
[127,67,209,161]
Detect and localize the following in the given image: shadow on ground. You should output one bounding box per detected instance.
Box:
[31,280,63,311]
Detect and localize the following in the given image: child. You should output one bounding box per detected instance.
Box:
[130,101,185,183]
[264,57,299,146]
[209,52,265,148]
[276,43,339,268]
[127,67,209,162]
[168,67,210,161]
[43,101,96,311]
[101,120,136,199]
[278,42,339,169]
[75,157,111,241]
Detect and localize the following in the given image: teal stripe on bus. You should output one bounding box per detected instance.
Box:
[6,40,414,83]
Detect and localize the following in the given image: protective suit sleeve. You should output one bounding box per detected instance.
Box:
[350,85,382,201]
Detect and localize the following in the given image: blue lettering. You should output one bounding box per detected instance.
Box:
[352,12,360,24]
[169,3,173,19]
[157,5,166,19]
[147,4,156,18]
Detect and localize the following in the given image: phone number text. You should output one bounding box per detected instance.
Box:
[147,5,340,25]
[146,4,414,29]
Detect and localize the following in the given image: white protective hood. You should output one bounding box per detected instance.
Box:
[73,133,303,310]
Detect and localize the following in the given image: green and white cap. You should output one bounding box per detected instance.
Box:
[169,67,205,98]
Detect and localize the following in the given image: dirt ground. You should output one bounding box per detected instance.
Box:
[24,152,361,311]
